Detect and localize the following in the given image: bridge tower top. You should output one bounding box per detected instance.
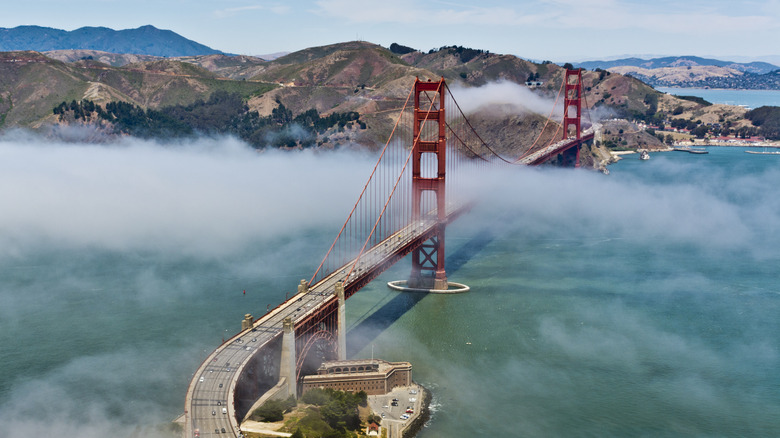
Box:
[562,69,583,141]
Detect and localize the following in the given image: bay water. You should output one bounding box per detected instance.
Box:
[0,140,778,437]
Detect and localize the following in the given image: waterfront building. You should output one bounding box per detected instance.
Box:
[301,359,412,396]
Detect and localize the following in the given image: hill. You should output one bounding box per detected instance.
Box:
[42,50,159,67]
[0,25,222,57]
[1,41,773,164]
[0,51,276,127]
[576,56,779,74]
[401,45,544,86]
[576,56,780,90]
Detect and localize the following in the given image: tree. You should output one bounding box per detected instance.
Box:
[389,43,416,55]
[302,388,331,406]
[252,397,296,422]
[356,390,368,407]
[253,402,284,422]
[692,125,709,138]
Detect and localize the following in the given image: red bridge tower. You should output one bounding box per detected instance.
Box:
[408,78,448,290]
[561,69,583,167]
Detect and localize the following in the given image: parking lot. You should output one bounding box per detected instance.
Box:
[367,384,422,437]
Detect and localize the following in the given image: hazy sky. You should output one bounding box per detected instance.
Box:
[2,0,779,62]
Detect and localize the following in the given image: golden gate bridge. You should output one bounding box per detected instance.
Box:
[183,69,596,438]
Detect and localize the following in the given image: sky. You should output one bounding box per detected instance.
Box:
[2,0,779,63]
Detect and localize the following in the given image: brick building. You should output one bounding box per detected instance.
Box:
[301,359,412,396]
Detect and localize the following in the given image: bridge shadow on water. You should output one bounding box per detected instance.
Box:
[346,229,495,357]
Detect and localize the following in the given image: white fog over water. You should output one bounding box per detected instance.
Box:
[0,134,778,437]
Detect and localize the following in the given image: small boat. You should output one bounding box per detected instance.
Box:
[639,150,650,160]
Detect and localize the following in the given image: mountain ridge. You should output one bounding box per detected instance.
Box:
[576,55,779,74]
[0,25,223,57]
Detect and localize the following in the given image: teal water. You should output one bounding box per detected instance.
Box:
[1,143,779,437]
[655,87,780,109]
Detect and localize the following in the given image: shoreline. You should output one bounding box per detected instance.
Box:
[657,86,780,92]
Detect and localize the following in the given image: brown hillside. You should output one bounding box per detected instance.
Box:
[0,41,765,160]
[610,65,742,85]
[44,50,159,67]
[175,54,268,80]
[0,51,278,126]
[404,49,546,86]
[0,51,92,127]
[250,41,431,89]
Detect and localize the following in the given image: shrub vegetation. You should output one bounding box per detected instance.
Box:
[53,91,364,148]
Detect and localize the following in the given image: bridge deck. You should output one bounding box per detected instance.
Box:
[183,204,466,438]
[517,125,598,165]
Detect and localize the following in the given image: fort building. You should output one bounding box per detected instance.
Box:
[301,359,412,396]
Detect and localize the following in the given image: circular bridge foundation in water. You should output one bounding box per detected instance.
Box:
[387,280,470,294]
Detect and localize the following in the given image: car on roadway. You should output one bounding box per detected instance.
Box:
[212,410,216,416]
[222,407,227,414]
[199,376,204,382]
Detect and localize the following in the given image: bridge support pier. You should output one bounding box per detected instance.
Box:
[241,313,253,331]
[279,317,297,398]
[335,282,347,360]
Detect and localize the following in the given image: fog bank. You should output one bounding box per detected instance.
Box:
[0,134,375,258]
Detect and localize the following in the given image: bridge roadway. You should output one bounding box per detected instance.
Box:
[183,205,466,438]
[517,125,599,165]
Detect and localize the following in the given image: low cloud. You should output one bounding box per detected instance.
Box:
[448,80,562,119]
[460,159,780,256]
[0,133,375,258]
